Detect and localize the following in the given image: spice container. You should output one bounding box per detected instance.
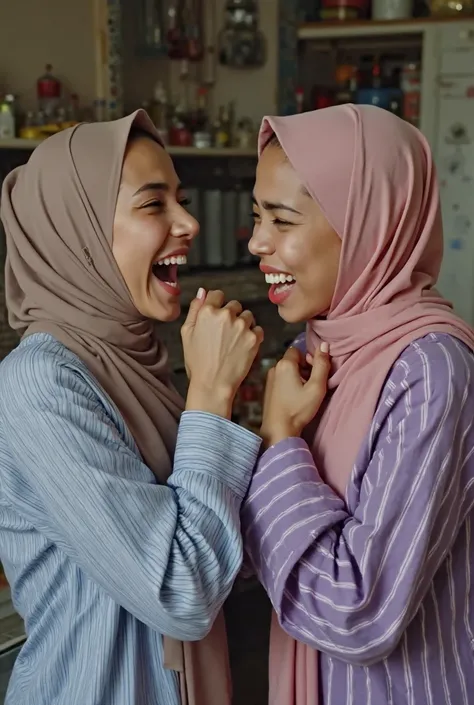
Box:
[430,0,473,14]
[320,0,369,20]
[401,62,421,127]
[372,0,413,19]
[0,95,16,139]
[37,64,61,120]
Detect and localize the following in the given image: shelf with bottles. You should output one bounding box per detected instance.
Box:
[298,15,474,41]
[296,28,423,127]
[0,139,257,157]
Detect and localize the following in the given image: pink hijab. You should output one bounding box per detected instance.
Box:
[258,104,474,704]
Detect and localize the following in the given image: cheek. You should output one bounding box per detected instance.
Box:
[114,213,168,275]
[285,229,340,298]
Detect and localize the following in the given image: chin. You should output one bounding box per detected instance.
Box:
[155,302,181,323]
[277,304,307,325]
[138,298,181,323]
[277,299,329,324]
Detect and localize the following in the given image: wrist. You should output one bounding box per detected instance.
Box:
[186,383,234,419]
[259,422,301,449]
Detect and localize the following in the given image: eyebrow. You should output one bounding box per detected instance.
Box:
[133,181,183,197]
[252,195,303,216]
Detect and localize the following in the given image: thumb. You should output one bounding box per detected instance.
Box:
[183,287,206,331]
[306,342,331,391]
[282,345,305,367]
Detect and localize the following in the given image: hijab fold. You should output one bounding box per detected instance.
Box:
[258,104,474,705]
[1,109,231,705]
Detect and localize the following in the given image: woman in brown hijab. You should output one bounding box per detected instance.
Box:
[0,110,263,705]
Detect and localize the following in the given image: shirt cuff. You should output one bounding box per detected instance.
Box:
[174,411,262,499]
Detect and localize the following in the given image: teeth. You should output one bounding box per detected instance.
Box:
[274,283,293,294]
[265,272,295,285]
[154,255,187,266]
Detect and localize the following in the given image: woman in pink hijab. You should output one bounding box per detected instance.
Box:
[242,104,474,705]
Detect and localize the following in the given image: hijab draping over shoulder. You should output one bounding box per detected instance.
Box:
[0,111,231,705]
[258,103,474,705]
[1,109,182,479]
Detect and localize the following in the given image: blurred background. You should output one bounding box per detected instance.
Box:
[0,0,473,702]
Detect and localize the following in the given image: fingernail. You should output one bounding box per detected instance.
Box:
[196,287,205,300]
[320,341,329,354]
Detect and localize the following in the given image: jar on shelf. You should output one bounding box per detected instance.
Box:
[430,0,473,15]
[320,0,370,21]
[372,0,413,20]
[401,62,421,127]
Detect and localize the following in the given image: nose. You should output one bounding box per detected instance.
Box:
[248,222,275,258]
[170,205,200,242]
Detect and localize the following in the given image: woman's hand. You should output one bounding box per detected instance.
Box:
[181,288,264,419]
[260,344,330,448]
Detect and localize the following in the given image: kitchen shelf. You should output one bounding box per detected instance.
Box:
[298,15,474,40]
[0,138,257,157]
[179,265,267,307]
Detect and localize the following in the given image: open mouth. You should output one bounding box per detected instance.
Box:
[264,272,296,305]
[152,254,187,296]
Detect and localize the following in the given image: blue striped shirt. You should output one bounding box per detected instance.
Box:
[0,333,261,705]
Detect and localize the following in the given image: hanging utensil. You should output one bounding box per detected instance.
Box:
[167,0,186,59]
[202,0,217,87]
[218,0,266,69]
[136,0,167,55]
[184,0,204,62]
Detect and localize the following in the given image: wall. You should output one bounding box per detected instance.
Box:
[0,0,96,110]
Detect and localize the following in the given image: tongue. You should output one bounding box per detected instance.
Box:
[167,263,178,283]
[154,263,178,283]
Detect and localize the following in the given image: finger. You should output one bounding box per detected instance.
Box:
[262,366,275,408]
[276,348,304,386]
[205,289,225,308]
[224,299,243,316]
[282,346,305,366]
[182,287,206,331]
[306,353,313,366]
[306,342,331,389]
[239,309,256,329]
[252,325,264,346]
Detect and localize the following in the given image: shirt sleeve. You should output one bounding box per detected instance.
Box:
[241,336,474,666]
[0,345,261,641]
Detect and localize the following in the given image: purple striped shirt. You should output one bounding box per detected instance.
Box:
[242,333,474,705]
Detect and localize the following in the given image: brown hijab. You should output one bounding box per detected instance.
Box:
[0,110,232,705]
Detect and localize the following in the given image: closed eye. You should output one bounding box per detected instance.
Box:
[141,197,191,210]
[141,200,164,209]
[250,212,293,226]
